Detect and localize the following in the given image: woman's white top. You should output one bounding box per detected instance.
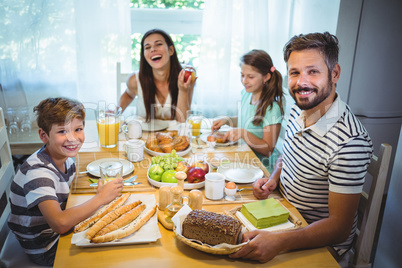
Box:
[134,72,173,120]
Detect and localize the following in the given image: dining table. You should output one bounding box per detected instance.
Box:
[53,119,340,268]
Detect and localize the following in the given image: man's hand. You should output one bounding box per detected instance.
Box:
[229,230,283,263]
[253,177,277,199]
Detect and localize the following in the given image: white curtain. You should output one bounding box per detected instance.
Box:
[0,0,131,117]
[194,0,341,118]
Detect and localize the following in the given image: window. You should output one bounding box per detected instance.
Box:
[130,0,204,70]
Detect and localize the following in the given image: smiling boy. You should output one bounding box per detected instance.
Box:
[8,98,123,266]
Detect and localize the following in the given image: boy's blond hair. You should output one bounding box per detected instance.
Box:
[34,97,85,134]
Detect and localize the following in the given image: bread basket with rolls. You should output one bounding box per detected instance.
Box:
[145,132,192,156]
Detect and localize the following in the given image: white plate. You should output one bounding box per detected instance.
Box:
[217,163,264,183]
[199,132,238,147]
[71,194,160,247]
[142,120,169,132]
[147,164,206,190]
[86,158,134,177]
[144,144,191,157]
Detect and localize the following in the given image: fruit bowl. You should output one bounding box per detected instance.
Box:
[147,169,204,190]
[147,160,211,190]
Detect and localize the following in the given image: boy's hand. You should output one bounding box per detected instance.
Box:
[96,178,124,204]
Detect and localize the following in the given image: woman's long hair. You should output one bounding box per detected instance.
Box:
[139,29,182,121]
[241,50,284,126]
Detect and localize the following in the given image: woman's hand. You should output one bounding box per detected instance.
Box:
[178,69,197,93]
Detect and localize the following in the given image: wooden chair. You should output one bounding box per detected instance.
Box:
[116,62,132,104]
[350,143,392,268]
[0,107,45,267]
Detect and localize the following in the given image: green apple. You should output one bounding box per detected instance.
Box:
[161,170,177,183]
[148,164,164,182]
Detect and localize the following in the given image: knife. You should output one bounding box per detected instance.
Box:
[89,182,141,187]
[89,175,138,187]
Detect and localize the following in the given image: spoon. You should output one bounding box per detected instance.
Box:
[196,138,203,149]
[237,187,253,192]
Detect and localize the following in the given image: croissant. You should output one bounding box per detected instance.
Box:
[146,136,163,153]
[173,135,190,151]
[156,133,174,153]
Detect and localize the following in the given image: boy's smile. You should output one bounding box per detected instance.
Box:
[39,118,85,171]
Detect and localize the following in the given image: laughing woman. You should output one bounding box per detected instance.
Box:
[119,29,196,122]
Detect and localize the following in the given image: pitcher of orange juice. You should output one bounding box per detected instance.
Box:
[96,102,122,148]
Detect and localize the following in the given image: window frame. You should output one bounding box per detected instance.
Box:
[130,8,203,35]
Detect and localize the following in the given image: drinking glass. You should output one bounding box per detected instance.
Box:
[96,102,122,148]
[99,160,123,184]
[20,107,32,133]
[6,108,19,135]
[186,110,203,139]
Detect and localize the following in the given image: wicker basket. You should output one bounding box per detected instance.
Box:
[173,226,244,255]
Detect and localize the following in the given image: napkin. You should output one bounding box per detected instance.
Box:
[235,210,295,232]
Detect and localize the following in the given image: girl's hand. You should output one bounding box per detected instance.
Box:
[223,128,244,142]
[96,178,124,205]
[178,69,197,93]
[211,118,227,133]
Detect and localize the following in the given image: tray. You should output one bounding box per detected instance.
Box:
[71,194,161,247]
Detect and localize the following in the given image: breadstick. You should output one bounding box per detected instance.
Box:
[86,200,142,240]
[94,204,146,237]
[74,193,131,233]
[91,205,157,243]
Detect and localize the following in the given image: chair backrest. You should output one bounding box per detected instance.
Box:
[0,107,15,252]
[352,143,392,267]
[116,62,132,104]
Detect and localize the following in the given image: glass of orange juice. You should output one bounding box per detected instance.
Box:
[186,110,203,138]
[96,102,122,148]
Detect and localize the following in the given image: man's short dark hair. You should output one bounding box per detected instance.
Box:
[283,32,339,72]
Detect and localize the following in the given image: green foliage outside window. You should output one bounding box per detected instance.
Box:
[130,0,204,70]
[130,0,204,9]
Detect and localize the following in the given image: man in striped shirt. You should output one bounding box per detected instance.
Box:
[230,32,373,264]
